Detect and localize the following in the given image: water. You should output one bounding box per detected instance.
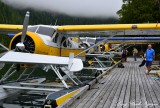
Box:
[0,55,120,107]
[1,92,47,108]
[0,68,99,108]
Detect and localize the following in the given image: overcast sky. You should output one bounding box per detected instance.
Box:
[2,0,123,18]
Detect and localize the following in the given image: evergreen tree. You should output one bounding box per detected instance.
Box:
[117,0,160,23]
[0,1,118,25]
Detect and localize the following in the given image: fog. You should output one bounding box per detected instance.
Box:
[1,0,122,18]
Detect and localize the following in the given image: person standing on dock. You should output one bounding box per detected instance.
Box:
[145,44,155,75]
[121,48,128,62]
[133,47,138,61]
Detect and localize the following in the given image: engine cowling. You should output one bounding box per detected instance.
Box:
[9,31,50,55]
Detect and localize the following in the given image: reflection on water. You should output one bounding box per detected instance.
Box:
[1,92,46,108]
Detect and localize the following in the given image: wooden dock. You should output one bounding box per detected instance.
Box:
[67,60,160,108]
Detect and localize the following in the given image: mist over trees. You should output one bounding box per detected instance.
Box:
[0,1,118,25]
[2,0,160,25]
[117,0,160,23]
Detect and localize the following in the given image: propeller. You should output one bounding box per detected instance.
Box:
[16,11,30,51]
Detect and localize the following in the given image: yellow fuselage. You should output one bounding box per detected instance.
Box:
[9,32,86,57]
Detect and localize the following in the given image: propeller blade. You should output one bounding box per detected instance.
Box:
[21,11,30,43]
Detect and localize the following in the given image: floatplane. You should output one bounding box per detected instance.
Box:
[0,11,160,107]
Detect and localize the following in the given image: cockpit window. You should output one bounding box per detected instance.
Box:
[87,38,96,43]
[36,26,55,37]
[28,27,38,32]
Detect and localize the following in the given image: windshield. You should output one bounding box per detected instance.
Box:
[36,26,55,37]
[28,27,38,32]
[81,38,87,41]
[87,38,96,43]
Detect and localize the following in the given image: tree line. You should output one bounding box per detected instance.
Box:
[0,1,118,25]
[1,0,160,26]
[117,0,160,23]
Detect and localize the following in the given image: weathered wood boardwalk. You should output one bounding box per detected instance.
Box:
[70,60,160,108]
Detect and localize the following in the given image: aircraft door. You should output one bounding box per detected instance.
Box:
[60,37,86,57]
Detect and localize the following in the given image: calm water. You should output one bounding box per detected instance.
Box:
[0,56,118,108]
[0,68,99,108]
[0,92,46,108]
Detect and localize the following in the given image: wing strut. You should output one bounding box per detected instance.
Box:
[75,35,114,57]
[50,65,69,89]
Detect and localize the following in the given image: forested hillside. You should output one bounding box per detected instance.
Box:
[117,0,160,23]
[0,1,118,25]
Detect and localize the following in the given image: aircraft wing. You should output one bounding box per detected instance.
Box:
[57,23,160,36]
[1,23,160,32]
[0,51,83,72]
[0,24,22,34]
[57,23,160,31]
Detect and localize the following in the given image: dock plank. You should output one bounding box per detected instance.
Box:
[86,69,122,108]
[139,67,155,108]
[103,64,128,108]
[150,76,160,103]
[75,69,120,108]
[68,59,160,108]
[116,62,131,108]
[123,62,133,108]
[84,68,123,108]
[95,68,124,108]
[134,65,142,108]
[143,71,159,108]
[130,63,136,108]
[137,66,148,108]
[71,69,117,108]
